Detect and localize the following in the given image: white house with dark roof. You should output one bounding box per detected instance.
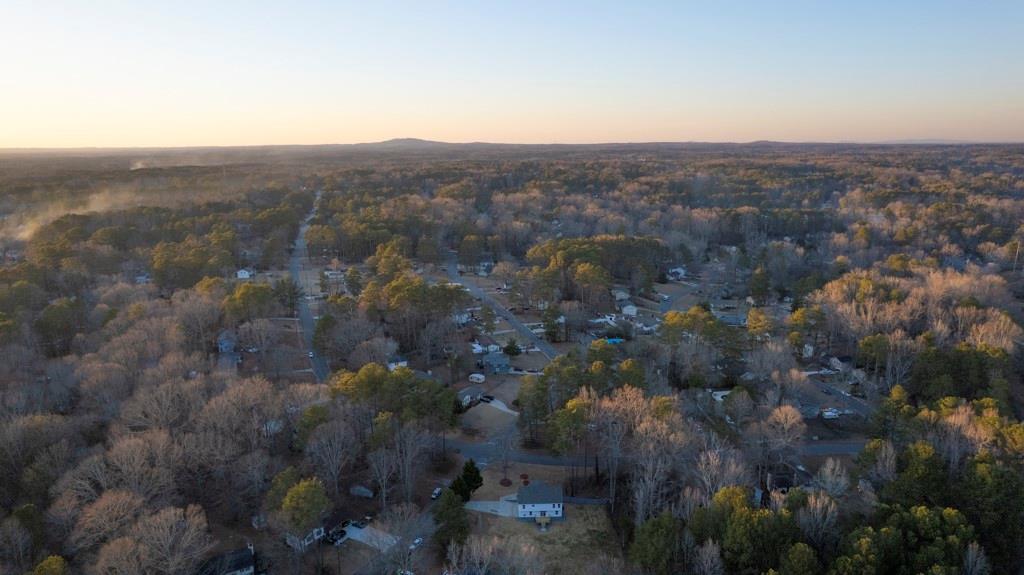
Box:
[516,481,564,521]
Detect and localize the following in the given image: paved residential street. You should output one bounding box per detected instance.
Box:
[450,433,866,471]
[445,253,557,359]
[290,191,330,383]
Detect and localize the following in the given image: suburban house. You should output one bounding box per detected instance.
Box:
[711,308,747,327]
[668,266,687,281]
[284,525,325,552]
[236,268,254,280]
[516,481,564,522]
[196,546,255,575]
[611,289,630,302]
[481,351,510,375]
[459,385,483,407]
[453,309,473,326]
[386,356,409,371]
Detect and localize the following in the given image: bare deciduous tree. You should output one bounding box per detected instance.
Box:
[0,517,33,572]
[797,491,838,552]
[813,458,850,499]
[172,290,221,354]
[69,489,145,554]
[869,439,897,483]
[695,441,748,499]
[694,540,725,575]
[94,536,150,575]
[592,385,646,510]
[239,318,279,364]
[368,447,397,510]
[752,405,806,468]
[134,504,214,575]
[348,336,399,370]
[445,534,544,575]
[119,379,205,433]
[630,414,688,526]
[306,420,357,496]
[393,424,431,503]
[105,429,182,504]
[962,541,991,575]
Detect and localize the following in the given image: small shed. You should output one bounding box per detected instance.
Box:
[217,330,237,354]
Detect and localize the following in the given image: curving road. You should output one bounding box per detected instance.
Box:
[290,191,330,383]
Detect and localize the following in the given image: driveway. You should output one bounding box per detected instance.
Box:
[466,497,518,517]
[488,398,518,416]
[347,525,399,552]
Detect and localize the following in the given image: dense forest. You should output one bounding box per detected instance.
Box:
[1,142,1022,575]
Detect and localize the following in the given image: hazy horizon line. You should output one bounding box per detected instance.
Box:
[3,136,1023,153]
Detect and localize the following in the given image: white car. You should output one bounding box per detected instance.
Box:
[431,487,443,499]
[821,408,840,420]
[408,537,423,550]
[307,351,315,358]
[468,373,486,384]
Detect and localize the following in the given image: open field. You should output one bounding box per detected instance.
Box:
[470,505,622,575]
[474,463,571,500]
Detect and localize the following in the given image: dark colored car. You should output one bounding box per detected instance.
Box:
[325,529,347,544]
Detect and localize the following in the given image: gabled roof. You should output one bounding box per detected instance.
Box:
[517,481,563,505]
[482,352,509,365]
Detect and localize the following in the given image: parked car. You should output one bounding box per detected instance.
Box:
[408,537,424,551]
[325,529,347,544]
[431,487,443,500]
[468,373,486,384]
[307,351,315,358]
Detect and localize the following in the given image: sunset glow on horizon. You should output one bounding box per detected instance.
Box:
[2,0,1022,148]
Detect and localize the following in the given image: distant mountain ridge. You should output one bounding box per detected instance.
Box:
[5,137,1021,154]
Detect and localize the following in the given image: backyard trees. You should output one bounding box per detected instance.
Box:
[433,489,470,549]
[281,478,330,535]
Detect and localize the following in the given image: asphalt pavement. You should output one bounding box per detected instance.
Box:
[290,191,330,383]
[445,253,557,359]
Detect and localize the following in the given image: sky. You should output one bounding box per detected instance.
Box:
[1,0,1022,147]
